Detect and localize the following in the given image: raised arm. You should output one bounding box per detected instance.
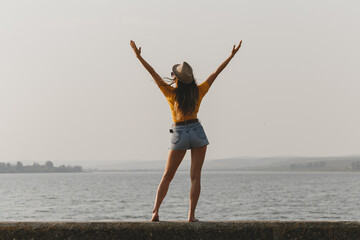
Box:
[205,40,242,87]
[130,40,165,87]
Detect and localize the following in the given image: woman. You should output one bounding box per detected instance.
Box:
[130,40,242,222]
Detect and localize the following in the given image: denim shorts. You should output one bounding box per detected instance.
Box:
[170,121,209,150]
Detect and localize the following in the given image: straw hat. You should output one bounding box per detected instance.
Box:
[172,62,194,84]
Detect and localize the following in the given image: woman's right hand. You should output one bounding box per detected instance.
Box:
[130,40,141,57]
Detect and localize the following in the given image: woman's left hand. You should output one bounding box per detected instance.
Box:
[231,40,242,57]
[130,40,141,57]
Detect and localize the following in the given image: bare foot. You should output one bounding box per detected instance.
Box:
[188,217,199,222]
[151,212,159,222]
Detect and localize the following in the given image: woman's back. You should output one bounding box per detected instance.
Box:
[158,81,210,123]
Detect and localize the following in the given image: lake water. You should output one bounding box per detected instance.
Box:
[1,171,360,221]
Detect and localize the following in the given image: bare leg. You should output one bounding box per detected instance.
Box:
[188,145,207,222]
[151,149,187,221]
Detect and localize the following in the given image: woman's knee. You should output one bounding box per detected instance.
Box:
[190,173,201,182]
[162,171,175,182]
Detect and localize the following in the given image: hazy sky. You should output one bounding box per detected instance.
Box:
[1,0,359,167]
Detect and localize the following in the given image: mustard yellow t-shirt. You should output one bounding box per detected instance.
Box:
[158,81,210,123]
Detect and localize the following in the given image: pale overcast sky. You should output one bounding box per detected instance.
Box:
[1,0,359,167]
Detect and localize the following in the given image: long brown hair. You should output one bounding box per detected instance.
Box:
[174,79,199,115]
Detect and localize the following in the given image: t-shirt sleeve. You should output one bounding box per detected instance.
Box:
[198,81,210,98]
[157,82,174,98]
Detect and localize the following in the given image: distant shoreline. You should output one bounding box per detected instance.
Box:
[87,169,360,173]
[82,155,360,172]
[0,161,82,174]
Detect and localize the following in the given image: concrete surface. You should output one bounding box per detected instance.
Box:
[0,221,360,240]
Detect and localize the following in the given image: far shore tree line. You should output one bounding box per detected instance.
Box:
[0,161,82,173]
[289,160,360,171]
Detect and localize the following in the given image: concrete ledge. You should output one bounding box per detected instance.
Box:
[1,221,360,240]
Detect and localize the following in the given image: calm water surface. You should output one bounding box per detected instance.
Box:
[1,171,360,221]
